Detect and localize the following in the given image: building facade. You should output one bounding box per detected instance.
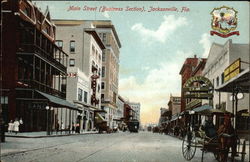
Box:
[1,0,78,133]
[113,95,125,129]
[93,21,122,129]
[202,39,249,113]
[168,95,181,116]
[53,20,105,132]
[185,58,207,110]
[179,55,199,112]
[129,102,141,122]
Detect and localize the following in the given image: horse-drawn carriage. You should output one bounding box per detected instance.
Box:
[182,108,246,162]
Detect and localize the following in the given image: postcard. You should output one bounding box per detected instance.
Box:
[0,0,249,162]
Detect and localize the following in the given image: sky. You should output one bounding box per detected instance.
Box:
[35,1,249,125]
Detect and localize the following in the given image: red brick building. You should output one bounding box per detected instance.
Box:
[179,55,200,112]
[1,0,77,132]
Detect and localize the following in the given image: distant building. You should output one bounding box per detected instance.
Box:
[129,102,141,122]
[158,108,171,127]
[114,95,125,128]
[168,95,181,115]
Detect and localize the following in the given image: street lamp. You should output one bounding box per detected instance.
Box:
[46,106,50,135]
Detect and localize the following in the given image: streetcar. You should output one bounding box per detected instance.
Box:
[127,119,140,133]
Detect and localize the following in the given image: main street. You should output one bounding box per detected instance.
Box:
[2,131,247,162]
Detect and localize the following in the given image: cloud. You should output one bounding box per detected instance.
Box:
[102,11,110,18]
[131,15,188,43]
[141,66,150,71]
[199,33,212,58]
[119,51,193,124]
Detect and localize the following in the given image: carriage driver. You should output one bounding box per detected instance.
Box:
[202,114,217,138]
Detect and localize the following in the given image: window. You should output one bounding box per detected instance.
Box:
[216,76,219,87]
[78,88,83,101]
[102,50,106,61]
[92,45,95,55]
[55,40,63,49]
[84,91,88,103]
[69,59,75,67]
[221,73,224,85]
[101,82,105,89]
[70,41,75,53]
[103,33,106,43]
[101,94,104,101]
[98,68,101,76]
[99,54,101,62]
[98,84,100,92]
[102,66,105,77]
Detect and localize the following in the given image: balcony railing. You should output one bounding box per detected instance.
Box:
[17,43,67,72]
[18,79,66,99]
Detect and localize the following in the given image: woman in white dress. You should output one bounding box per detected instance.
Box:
[13,119,20,134]
[8,120,14,133]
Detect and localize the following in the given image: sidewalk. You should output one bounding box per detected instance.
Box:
[5,130,98,138]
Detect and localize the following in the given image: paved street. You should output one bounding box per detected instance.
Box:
[1,132,249,162]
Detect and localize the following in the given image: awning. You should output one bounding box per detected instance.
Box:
[95,112,105,123]
[171,114,179,121]
[193,105,212,112]
[94,109,107,113]
[192,105,231,115]
[216,67,250,93]
[36,91,79,110]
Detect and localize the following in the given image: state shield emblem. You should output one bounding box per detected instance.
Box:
[210,6,240,38]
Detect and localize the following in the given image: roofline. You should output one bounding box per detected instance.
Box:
[94,24,122,48]
[85,29,106,50]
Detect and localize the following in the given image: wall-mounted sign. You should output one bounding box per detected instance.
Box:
[184,76,213,89]
[224,58,241,82]
[183,76,213,101]
[186,99,202,110]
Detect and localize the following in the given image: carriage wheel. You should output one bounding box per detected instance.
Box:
[241,140,246,162]
[213,152,222,162]
[182,131,196,161]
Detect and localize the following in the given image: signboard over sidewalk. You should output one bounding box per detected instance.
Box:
[224,58,241,82]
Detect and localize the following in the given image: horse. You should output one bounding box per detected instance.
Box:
[217,114,237,162]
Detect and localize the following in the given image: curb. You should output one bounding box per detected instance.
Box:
[5,132,99,138]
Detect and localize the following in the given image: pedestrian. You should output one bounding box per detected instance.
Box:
[72,122,75,133]
[61,122,65,134]
[13,118,20,134]
[8,120,14,134]
[19,118,23,132]
[76,123,80,133]
[55,121,59,134]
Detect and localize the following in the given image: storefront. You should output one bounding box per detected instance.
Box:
[216,67,249,139]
